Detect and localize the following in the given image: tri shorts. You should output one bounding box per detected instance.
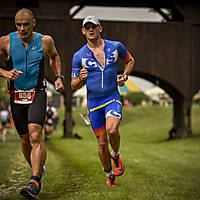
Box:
[88,94,122,136]
[10,90,47,135]
[45,118,54,126]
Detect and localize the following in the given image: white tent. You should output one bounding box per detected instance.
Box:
[73,85,86,97]
[145,86,165,96]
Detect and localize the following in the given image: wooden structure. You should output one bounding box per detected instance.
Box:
[0,0,199,138]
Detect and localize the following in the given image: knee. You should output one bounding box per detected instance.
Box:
[106,126,118,136]
[29,131,42,146]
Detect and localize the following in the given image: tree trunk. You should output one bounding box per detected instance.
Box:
[62,103,73,138]
[173,96,193,138]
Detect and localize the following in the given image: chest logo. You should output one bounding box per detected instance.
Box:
[82,58,98,68]
[106,50,118,65]
[32,46,37,51]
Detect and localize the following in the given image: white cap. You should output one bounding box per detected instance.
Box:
[82,15,100,27]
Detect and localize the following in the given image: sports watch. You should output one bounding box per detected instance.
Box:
[123,74,128,81]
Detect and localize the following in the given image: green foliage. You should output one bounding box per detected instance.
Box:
[193,98,200,105]
[125,91,150,105]
[0,77,9,102]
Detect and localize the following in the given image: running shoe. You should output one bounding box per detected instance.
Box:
[106,174,116,186]
[20,182,39,199]
[111,154,124,176]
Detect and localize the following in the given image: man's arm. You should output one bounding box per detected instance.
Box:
[118,53,135,87]
[0,35,23,80]
[43,35,64,92]
[123,54,135,76]
[71,66,87,91]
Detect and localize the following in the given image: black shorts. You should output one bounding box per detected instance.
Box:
[10,90,47,135]
[45,118,54,126]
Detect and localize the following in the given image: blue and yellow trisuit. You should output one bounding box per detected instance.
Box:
[72,39,132,136]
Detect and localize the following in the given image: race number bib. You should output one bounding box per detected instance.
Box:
[14,89,35,104]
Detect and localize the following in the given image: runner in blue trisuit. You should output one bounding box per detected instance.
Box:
[71,15,135,186]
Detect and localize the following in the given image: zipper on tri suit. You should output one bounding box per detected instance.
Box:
[93,57,105,88]
[101,71,103,88]
[90,49,105,89]
[26,49,28,76]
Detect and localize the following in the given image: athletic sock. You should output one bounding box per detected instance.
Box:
[111,150,119,157]
[30,175,40,188]
[104,169,114,177]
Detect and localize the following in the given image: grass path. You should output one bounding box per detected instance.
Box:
[0,105,200,199]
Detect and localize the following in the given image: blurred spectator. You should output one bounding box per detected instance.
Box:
[0,105,10,142]
[168,116,177,140]
[124,99,131,107]
[44,104,58,140]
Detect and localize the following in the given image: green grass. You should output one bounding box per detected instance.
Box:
[0,105,200,200]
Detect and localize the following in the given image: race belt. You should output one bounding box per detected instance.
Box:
[14,89,35,104]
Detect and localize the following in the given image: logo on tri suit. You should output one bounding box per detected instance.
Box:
[32,46,37,51]
[81,58,98,68]
[106,50,118,65]
[81,49,118,68]
[106,110,121,119]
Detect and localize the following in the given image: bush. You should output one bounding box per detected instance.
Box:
[193,98,200,105]
[125,91,150,105]
[0,77,9,102]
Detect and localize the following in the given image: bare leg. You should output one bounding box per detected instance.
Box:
[45,124,53,140]
[20,134,32,167]
[106,116,124,177]
[96,133,112,171]
[28,123,47,176]
[106,116,120,152]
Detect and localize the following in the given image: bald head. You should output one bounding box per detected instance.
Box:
[15,8,34,21]
[15,8,36,41]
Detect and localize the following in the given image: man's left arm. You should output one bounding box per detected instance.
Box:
[123,52,135,77]
[118,51,135,87]
[43,35,64,92]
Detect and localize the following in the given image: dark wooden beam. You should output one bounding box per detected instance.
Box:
[153,7,172,21]
[70,5,85,18]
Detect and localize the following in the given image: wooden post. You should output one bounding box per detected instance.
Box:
[173,96,193,138]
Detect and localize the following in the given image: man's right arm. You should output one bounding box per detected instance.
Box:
[0,35,9,77]
[71,66,88,91]
[71,53,87,91]
[71,76,85,91]
[0,35,23,80]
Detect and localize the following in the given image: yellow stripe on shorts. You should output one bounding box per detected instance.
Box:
[89,99,122,112]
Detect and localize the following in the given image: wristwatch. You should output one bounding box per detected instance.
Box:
[123,74,128,81]
[55,75,64,82]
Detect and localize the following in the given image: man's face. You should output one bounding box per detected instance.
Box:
[81,23,102,40]
[15,13,35,41]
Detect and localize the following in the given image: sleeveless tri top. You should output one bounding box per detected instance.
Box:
[7,32,44,90]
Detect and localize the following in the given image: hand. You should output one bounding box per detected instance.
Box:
[79,66,88,82]
[6,69,23,80]
[117,75,125,87]
[55,78,64,92]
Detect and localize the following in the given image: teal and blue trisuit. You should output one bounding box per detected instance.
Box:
[6,32,47,134]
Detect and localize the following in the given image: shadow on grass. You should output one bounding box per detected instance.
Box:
[147,131,200,144]
[41,143,86,200]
